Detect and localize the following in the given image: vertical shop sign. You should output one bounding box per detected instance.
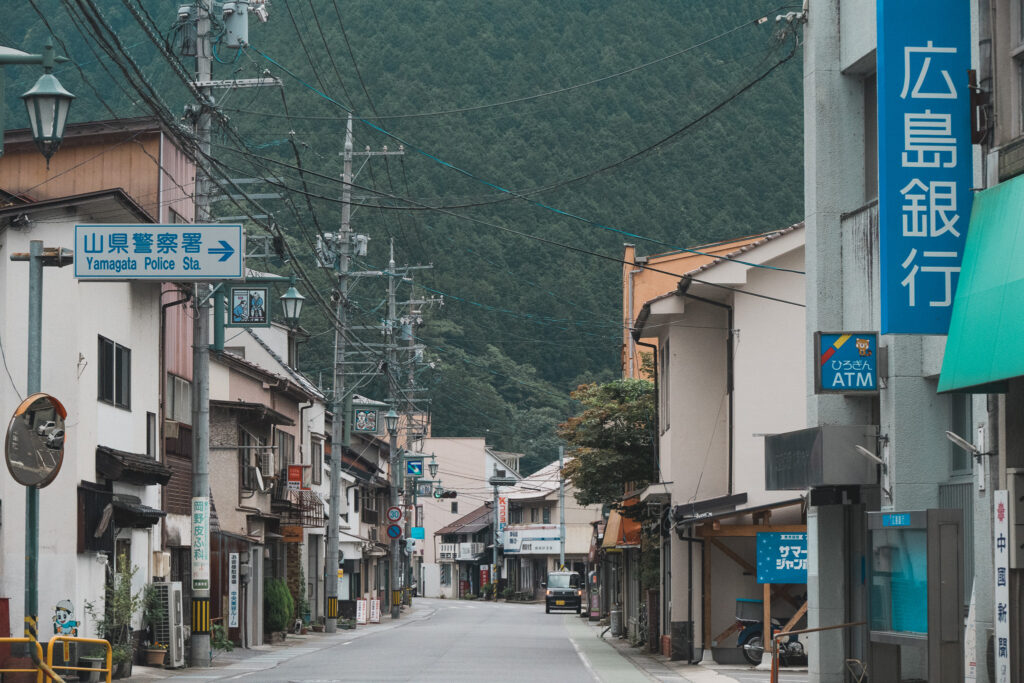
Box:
[994,490,1010,682]
[877,0,972,333]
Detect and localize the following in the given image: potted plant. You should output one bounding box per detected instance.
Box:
[142,642,167,667]
[86,554,144,679]
[263,578,294,643]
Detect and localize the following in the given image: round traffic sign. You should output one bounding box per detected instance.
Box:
[386,506,403,522]
[386,524,402,539]
[5,393,67,488]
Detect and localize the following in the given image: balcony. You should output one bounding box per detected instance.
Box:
[439,543,457,561]
[457,542,484,561]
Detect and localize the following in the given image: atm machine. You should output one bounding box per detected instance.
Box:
[867,509,963,682]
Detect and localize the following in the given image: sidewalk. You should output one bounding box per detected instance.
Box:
[125,603,429,682]
[577,618,808,683]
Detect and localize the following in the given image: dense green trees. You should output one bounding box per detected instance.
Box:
[7,1,803,473]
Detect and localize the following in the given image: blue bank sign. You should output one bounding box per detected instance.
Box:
[814,332,878,393]
[74,224,243,280]
[878,0,973,334]
[757,532,807,585]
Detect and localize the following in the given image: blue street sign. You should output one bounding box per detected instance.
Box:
[815,332,878,393]
[386,524,402,539]
[756,532,807,584]
[406,459,423,477]
[878,0,972,334]
[74,224,244,280]
[411,527,425,540]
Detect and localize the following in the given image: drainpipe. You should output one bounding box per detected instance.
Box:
[676,278,734,495]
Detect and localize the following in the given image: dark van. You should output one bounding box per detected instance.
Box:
[543,571,582,614]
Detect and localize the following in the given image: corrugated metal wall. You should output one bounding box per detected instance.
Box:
[939,482,974,604]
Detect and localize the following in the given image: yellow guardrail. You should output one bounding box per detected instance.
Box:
[46,636,111,683]
[0,637,45,682]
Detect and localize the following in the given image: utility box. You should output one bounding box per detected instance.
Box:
[867,510,963,683]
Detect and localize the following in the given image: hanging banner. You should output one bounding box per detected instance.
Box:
[227,286,270,327]
[994,490,1011,682]
[352,408,379,433]
[877,0,972,334]
[191,497,210,591]
[498,496,508,533]
[228,553,240,628]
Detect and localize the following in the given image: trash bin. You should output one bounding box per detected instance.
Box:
[610,608,623,637]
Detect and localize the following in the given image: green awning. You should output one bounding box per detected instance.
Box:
[938,174,1024,392]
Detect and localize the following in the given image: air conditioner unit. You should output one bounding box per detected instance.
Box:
[150,582,185,668]
[259,448,275,478]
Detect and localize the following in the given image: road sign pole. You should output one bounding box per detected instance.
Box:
[24,240,42,649]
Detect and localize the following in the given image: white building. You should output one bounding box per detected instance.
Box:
[0,191,168,640]
[630,225,808,660]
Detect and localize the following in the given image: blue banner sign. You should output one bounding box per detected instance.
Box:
[815,332,878,393]
[406,459,423,477]
[877,0,972,334]
[756,532,807,584]
[74,224,243,280]
[882,513,912,528]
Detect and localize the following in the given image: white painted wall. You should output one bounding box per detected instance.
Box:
[0,204,162,638]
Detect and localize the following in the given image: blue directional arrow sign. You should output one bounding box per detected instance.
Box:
[406,459,423,477]
[74,224,244,280]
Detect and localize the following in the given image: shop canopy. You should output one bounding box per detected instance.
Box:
[939,174,1024,392]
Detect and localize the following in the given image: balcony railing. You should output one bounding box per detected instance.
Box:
[439,543,457,560]
[457,542,484,560]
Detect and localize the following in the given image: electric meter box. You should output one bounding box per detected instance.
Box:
[866,509,963,683]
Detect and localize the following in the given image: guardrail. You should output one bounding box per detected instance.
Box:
[0,637,45,682]
[770,620,865,683]
[46,636,112,683]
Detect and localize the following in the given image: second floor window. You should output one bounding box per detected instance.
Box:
[542,506,551,524]
[98,336,130,409]
[276,429,295,466]
[312,439,323,485]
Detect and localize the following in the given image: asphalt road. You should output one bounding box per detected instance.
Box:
[201,599,652,683]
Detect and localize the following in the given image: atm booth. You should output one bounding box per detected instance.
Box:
[867,510,963,682]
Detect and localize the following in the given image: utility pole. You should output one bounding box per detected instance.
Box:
[189,0,214,665]
[324,114,354,634]
[386,241,403,619]
[559,445,565,570]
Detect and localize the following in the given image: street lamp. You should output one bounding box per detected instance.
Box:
[428,452,439,479]
[279,283,304,327]
[384,408,399,436]
[1,39,74,161]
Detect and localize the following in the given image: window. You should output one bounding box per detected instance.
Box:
[451,501,458,514]
[542,506,551,524]
[510,505,523,524]
[864,72,878,200]
[276,429,295,466]
[530,507,538,523]
[312,439,323,485]
[98,336,131,408]
[440,564,452,586]
[146,412,157,457]
[659,340,670,432]
[950,394,973,474]
[240,429,256,491]
[166,374,192,424]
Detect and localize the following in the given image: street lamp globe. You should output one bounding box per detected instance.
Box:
[279,285,304,326]
[428,452,438,479]
[21,70,74,163]
[384,408,399,436]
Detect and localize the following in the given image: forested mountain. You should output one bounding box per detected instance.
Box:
[4,1,803,473]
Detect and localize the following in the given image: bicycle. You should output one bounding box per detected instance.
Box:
[634,601,649,646]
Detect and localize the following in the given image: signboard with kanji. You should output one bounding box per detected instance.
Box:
[191,497,210,590]
[228,553,239,628]
[287,464,304,491]
[353,408,378,433]
[994,490,1010,682]
[756,532,807,584]
[227,286,270,327]
[877,0,972,333]
[74,224,243,280]
[814,332,878,393]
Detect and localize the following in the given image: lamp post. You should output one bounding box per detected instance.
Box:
[428,452,439,479]
[385,408,401,618]
[279,282,305,326]
[0,39,74,161]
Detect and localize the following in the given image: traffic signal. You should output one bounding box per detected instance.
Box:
[440,490,458,499]
[433,488,443,499]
